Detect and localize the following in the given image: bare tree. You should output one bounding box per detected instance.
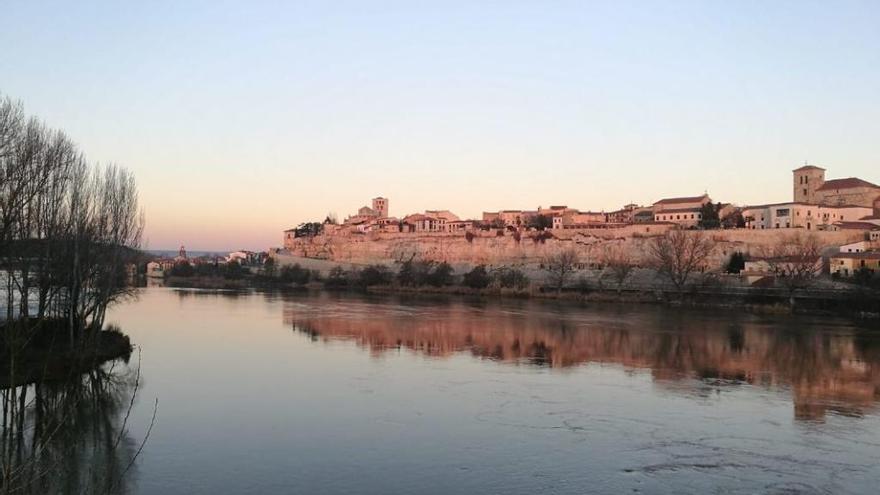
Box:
[761,232,822,304]
[600,245,634,294]
[0,93,149,494]
[542,247,580,293]
[648,230,716,293]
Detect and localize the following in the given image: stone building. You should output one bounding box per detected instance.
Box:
[372,197,389,218]
[605,203,647,223]
[482,210,533,227]
[553,211,607,229]
[741,203,873,231]
[402,213,442,232]
[829,252,880,277]
[792,165,880,208]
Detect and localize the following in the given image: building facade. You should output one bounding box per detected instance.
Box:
[741,203,873,230]
[652,194,712,228]
[829,252,880,277]
[792,165,880,208]
[372,197,389,218]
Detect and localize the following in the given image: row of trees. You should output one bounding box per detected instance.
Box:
[267,260,532,291]
[1,95,147,493]
[1,94,143,339]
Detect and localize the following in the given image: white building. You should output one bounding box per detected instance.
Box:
[652,195,711,228]
[741,203,873,230]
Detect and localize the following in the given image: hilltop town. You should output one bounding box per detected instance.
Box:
[284,166,880,239]
[277,165,880,285]
[141,165,880,302]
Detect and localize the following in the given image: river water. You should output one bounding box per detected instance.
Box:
[104,288,880,494]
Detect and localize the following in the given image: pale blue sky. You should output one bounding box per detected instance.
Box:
[2,1,878,250]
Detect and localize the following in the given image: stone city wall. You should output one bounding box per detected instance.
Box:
[275,226,864,273]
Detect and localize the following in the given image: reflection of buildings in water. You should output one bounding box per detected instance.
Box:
[0,365,141,494]
[284,299,880,421]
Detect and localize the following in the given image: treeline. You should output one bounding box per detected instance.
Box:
[168,260,249,280]
[264,260,531,292]
[0,94,143,337]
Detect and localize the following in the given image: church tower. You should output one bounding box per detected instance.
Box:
[372,197,389,218]
[792,165,825,204]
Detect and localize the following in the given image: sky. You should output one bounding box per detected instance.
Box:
[2,1,879,251]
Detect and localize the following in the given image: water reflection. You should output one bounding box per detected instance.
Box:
[0,363,141,494]
[283,294,880,421]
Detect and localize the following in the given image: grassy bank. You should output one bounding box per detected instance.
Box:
[160,272,880,319]
[160,260,880,318]
[0,319,132,388]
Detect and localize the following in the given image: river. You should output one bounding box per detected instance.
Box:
[96,288,880,494]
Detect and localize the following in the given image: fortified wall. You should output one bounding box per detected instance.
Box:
[278,226,864,270]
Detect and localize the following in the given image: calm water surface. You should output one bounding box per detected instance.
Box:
[107,288,880,494]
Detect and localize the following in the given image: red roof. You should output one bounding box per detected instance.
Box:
[792,165,825,172]
[833,221,880,230]
[655,207,703,214]
[654,195,708,205]
[816,177,879,191]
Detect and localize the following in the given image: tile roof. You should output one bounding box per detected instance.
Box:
[816,177,880,191]
[655,207,703,214]
[654,194,708,205]
[792,165,825,172]
[833,221,880,230]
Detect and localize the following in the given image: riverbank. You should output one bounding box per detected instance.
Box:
[158,273,880,319]
[366,284,880,318]
[0,320,132,388]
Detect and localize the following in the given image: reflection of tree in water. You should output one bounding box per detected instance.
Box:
[285,298,880,421]
[0,362,152,494]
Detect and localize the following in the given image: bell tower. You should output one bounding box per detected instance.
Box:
[792,164,825,204]
[372,197,388,218]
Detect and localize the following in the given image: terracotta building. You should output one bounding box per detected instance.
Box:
[792,165,880,208]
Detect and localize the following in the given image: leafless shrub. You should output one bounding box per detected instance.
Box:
[648,230,716,293]
[600,245,634,294]
[760,232,822,299]
[542,247,580,293]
